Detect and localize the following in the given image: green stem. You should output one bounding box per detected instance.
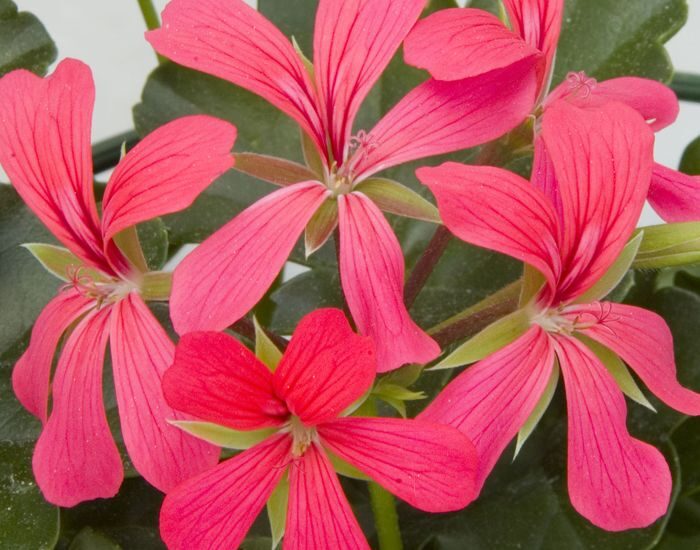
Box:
[137,0,166,63]
[404,225,451,309]
[671,72,700,103]
[369,481,403,550]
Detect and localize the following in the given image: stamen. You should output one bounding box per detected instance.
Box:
[566,71,597,99]
[348,130,378,160]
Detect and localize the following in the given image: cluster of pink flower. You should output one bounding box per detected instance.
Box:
[1,0,699,548]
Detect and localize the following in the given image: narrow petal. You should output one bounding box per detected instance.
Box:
[503,0,564,93]
[541,100,654,303]
[0,59,109,273]
[13,289,93,422]
[351,59,538,180]
[554,335,671,531]
[592,77,679,132]
[163,331,287,430]
[147,0,325,156]
[32,307,123,507]
[160,435,291,550]
[404,8,541,81]
[272,309,376,425]
[314,0,425,161]
[419,327,555,492]
[319,417,477,512]
[285,443,369,550]
[565,301,700,415]
[648,163,700,222]
[417,162,561,295]
[170,181,328,334]
[110,294,219,493]
[101,116,236,243]
[337,193,440,372]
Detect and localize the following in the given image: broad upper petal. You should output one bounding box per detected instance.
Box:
[163,330,288,430]
[337,192,440,371]
[170,181,328,334]
[272,309,376,425]
[319,417,477,512]
[285,443,369,550]
[554,334,671,530]
[32,307,123,507]
[566,301,700,416]
[419,326,555,492]
[160,435,291,550]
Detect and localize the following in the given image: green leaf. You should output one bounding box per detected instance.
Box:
[433,308,530,370]
[576,231,643,303]
[254,317,283,371]
[0,441,59,550]
[0,0,57,77]
[68,527,121,550]
[372,383,426,418]
[354,178,441,223]
[267,475,289,550]
[137,217,169,272]
[554,0,687,85]
[680,135,700,175]
[633,222,700,269]
[169,420,277,450]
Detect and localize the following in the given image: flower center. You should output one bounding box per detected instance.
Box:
[565,71,597,99]
[286,416,318,458]
[64,265,136,308]
[531,307,577,336]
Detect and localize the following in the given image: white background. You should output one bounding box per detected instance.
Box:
[12,0,700,226]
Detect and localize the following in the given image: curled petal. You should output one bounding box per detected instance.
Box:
[404,8,541,81]
[110,294,219,493]
[337,192,439,371]
[285,443,369,550]
[648,163,700,223]
[566,301,700,416]
[273,309,376,425]
[164,331,288,430]
[32,307,123,507]
[160,435,292,550]
[419,327,554,492]
[170,181,328,334]
[319,417,477,512]
[13,289,93,422]
[554,335,671,531]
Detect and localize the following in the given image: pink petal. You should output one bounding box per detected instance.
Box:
[419,327,555,492]
[160,435,291,550]
[503,0,564,94]
[170,181,328,334]
[404,8,541,81]
[319,417,477,512]
[554,334,671,531]
[417,162,561,296]
[101,115,236,244]
[13,289,93,422]
[147,0,326,157]
[565,301,700,416]
[285,443,369,550]
[592,77,679,132]
[351,59,538,180]
[110,294,219,493]
[540,100,654,303]
[32,307,123,507]
[337,192,440,372]
[0,59,110,273]
[648,163,700,222]
[314,0,425,162]
[163,331,288,430]
[272,309,376,425]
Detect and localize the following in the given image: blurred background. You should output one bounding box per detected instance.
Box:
[14,0,700,226]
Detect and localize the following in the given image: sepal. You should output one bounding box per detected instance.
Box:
[254,317,283,371]
[633,222,700,269]
[327,451,370,481]
[372,382,426,418]
[267,474,289,550]
[168,420,276,449]
[234,153,318,186]
[354,178,441,223]
[22,243,106,282]
[305,198,338,257]
[140,271,172,301]
[514,359,559,458]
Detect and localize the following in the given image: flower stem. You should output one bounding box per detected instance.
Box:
[404,225,451,309]
[137,0,166,63]
[369,481,403,550]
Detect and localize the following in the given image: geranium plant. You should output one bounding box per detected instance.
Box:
[1,0,699,548]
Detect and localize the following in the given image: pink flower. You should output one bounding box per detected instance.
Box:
[405,0,700,222]
[415,100,700,530]
[159,308,478,549]
[0,59,237,506]
[146,0,541,371]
